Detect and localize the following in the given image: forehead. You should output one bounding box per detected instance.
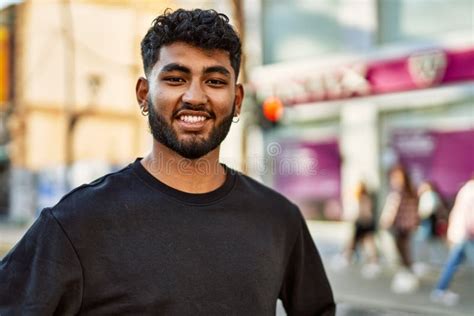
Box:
[152,42,234,77]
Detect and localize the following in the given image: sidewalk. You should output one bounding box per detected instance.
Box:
[326,259,473,316]
[307,221,474,316]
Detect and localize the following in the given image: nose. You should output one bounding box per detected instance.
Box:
[182,81,207,105]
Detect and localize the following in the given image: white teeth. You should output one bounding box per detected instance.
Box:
[180,115,206,123]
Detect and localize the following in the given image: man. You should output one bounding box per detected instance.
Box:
[0,9,335,315]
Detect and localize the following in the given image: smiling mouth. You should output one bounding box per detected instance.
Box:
[175,110,212,132]
[175,109,213,126]
[179,115,207,123]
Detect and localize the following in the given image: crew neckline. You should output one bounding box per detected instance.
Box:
[131,158,237,205]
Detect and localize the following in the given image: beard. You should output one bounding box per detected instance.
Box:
[147,97,235,160]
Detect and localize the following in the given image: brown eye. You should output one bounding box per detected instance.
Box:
[207,79,226,86]
[164,77,185,84]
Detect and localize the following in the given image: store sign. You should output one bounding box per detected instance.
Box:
[258,64,370,106]
[408,50,447,88]
[255,47,474,106]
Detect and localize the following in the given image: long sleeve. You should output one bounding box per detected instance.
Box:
[279,216,335,316]
[380,192,400,229]
[0,208,83,315]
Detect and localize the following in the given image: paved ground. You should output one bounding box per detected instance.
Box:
[326,261,473,316]
[276,261,473,316]
[306,221,474,316]
[2,220,473,315]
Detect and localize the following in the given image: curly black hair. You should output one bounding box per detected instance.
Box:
[141,8,242,80]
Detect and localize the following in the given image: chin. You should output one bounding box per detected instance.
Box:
[178,134,208,145]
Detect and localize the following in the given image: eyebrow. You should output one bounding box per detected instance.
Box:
[159,63,231,78]
[203,66,231,78]
[160,63,191,74]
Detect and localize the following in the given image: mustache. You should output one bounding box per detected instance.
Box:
[172,103,216,119]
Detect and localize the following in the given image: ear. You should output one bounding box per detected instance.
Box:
[136,77,149,112]
[233,84,244,116]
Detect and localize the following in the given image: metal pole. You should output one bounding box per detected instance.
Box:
[60,0,76,190]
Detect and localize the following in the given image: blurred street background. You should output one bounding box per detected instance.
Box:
[1,0,473,315]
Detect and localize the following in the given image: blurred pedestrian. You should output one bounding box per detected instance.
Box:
[430,177,474,306]
[342,181,380,278]
[380,164,419,293]
[0,8,335,315]
[413,181,448,276]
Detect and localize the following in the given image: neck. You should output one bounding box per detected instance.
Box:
[141,141,226,194]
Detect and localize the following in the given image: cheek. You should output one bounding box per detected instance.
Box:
[153,90,179,113]
[211,91,236,114]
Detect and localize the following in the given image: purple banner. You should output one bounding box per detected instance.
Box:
[430,130,474,196]
[274,140,341,200]
[391,129,474,198]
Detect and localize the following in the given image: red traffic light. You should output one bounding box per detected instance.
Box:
[262,96,284,122]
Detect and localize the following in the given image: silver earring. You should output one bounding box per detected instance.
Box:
[141,108,148,116]
[232,115,240,123]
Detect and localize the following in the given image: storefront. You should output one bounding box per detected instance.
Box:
[250,45,474,218]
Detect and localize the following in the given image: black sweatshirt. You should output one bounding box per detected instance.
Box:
[0,159,335,315]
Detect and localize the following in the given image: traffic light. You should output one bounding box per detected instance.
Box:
[259,96,284,129]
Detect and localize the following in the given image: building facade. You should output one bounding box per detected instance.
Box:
[0,0,243,220]
[249,0,474,219]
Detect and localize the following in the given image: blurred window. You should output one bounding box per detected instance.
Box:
[262,0,343,64]
[378,0,473,44]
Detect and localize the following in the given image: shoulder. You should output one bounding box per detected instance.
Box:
[234,171,296,206]
[458,181,474,199]
[231,170,302,223]
[49,163,136,221]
